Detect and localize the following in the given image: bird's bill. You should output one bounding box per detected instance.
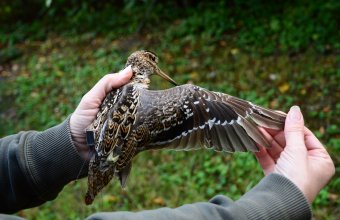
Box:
[156,68,178,86]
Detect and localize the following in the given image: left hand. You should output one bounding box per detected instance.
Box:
[70,66,132,159]
[255,106,335,203]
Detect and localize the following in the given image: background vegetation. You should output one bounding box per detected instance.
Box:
[0,0,339,219]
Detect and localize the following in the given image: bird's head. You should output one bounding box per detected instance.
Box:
[125,50,178,87]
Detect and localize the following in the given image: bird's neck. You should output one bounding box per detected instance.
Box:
[129,76,150,89]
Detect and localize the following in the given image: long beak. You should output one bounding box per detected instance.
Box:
[156,67,178,86]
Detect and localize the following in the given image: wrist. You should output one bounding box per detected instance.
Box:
[72,138,90,160]
[69,114,90,160]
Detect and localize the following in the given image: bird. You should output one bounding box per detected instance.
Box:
[84,50,286,205]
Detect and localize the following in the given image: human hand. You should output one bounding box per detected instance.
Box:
[70,66,132,159]
[255,106,335,203]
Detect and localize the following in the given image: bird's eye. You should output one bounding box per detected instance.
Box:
[145,51,157,62]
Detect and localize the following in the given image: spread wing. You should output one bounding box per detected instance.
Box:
[136,84,286,153]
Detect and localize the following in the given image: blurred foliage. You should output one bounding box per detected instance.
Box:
[1,0,339,55]
[0,0,339,219]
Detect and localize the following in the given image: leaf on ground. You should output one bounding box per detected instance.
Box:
[278,83,290,93]
[152,197,166,206]
[103,195,118,203]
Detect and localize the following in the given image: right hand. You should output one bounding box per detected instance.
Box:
[70,66,133,159]
[255,106,335,203]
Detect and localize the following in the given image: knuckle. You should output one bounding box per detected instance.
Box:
[285,125,304,133]
[285,143,306,154]
[102,74,111,82]
[269,138,279,148]
[328,160,336,176]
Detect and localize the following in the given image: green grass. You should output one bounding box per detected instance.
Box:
[1,1,339,219]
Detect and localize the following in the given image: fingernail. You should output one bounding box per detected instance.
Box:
[289,105,302,120]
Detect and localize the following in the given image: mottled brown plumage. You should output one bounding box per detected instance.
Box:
[84,50,286,205]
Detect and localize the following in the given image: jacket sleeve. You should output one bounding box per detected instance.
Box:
[0,116,88,214]
[0,117,312,219]
[86,174,311,220]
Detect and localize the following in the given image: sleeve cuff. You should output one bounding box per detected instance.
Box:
[236,173,312,219]
[24,116,89,201]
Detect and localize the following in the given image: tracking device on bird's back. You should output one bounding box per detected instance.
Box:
[86,130,95,149]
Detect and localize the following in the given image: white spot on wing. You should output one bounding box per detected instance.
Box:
[236,117,241,123]
[208,118,216,130]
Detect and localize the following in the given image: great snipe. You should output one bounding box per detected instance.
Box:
[84,50,286,204]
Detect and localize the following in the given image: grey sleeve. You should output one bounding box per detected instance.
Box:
[0,116,88,214]
[87,174,311,220]
[0,117,312,219]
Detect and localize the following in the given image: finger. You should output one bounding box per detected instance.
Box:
[91,65,133,97]
[258,127,283,161]
[260,127,286,147]
[304,127,325,150]
[263,127,280,137]
[284,105,305,149]
[255,144,276,175]
[86,66,133,105]
[272,131,286,148]
[108,65,133,91]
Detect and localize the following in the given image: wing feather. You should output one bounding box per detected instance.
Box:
[138,84,286,153]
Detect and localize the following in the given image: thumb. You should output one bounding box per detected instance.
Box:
[85,65,132,106]
[284,106,305,149]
